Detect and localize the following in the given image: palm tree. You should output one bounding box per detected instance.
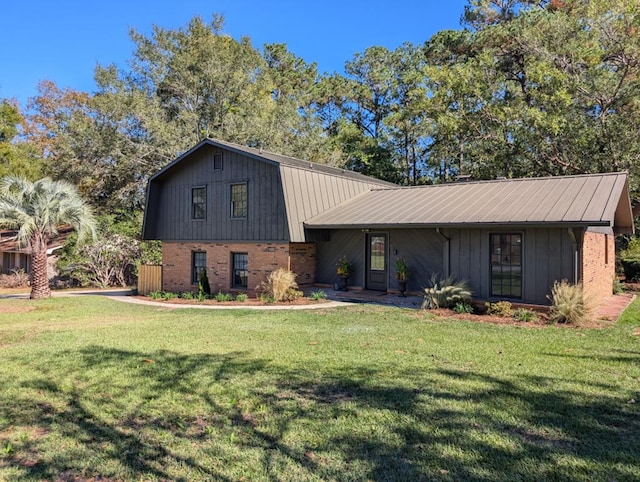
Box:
[0,176,96,299]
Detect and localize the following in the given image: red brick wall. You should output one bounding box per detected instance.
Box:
[581,230,615,303]
[289,243,316,286]
[162,241,315,294]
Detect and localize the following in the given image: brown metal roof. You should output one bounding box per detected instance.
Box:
[304,172,634,234]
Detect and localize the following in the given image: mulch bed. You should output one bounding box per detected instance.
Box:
[133,295,328,307]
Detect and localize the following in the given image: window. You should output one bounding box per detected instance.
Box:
[192,251,207,284]
[230,183,248,219]
[213,152,223,171]
[192,187,206,220]
[232,253,248,288]
[490,233,522,299]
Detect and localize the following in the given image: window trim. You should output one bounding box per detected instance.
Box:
[230,182,248,219]
[489,232,523,300]
[231,252,248,289]
[192,251,207,284]
[191,186,206,220]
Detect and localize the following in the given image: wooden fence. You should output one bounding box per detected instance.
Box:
[138,265,162,295]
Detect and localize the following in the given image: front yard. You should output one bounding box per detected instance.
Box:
[0,296,639,481]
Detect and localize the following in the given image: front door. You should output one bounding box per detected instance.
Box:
[366,233,388,291]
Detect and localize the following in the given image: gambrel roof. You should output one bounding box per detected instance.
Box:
[304,172,634,234]
[143,139,393,242]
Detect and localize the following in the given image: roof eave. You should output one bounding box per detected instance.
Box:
[304,221,612,230]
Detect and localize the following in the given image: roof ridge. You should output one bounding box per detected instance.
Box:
[368,172,627,191]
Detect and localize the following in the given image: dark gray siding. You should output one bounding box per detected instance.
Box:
[153,144,289,241]
[316,226,575,304]
[315,228,445,291]
[448,227,575,304]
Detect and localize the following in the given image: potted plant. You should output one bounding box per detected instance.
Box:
[395,258,409,296]
[336,256,353,291]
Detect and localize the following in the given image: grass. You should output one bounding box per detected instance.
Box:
[0,296,639,481]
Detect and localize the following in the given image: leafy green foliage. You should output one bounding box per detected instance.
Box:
[513,308,538,323]
[234,293,248,302]
[310,290,327,300]
[198,269,211,296]
[214,291,234,302]
[548,280,594,324]
[453,302,474,314]
[422,274,472,309]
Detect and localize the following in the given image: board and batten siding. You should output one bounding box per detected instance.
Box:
[315,228,445,290]
[448,227,575,305]
[152,145,289,242]
[280,166,387,243]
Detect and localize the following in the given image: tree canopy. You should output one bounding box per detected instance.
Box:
[10,0,640,212]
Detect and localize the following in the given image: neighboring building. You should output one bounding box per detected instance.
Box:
[0,226,73,278]
[143,139,634,305]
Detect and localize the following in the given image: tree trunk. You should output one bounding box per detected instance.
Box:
[30,248,51,299]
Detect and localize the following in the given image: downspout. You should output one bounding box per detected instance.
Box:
[435,228,450,278]
[567,228,579,284]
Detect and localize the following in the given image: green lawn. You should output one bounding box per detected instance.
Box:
[0,296,639,481]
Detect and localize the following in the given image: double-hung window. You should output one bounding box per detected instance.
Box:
[192,251,207,284]
[230,183,248,219]
[232,253,248,288]
[490,233,522,299]
[192,187,206,220]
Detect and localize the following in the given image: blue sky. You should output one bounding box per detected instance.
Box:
[2,0,469,107]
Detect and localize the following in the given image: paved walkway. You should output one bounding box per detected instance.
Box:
[596,293,636,321]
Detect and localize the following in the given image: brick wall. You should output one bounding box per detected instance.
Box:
[162,241,316,294]
[289,243,316,286]
[581,230,615,303]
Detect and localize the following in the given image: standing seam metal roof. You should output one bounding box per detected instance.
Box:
[303,172,634,234]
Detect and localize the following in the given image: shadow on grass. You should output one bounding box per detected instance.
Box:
[1,346,639,481]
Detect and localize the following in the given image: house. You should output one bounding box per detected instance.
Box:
[0,226,73,278]
[142,139,634,305]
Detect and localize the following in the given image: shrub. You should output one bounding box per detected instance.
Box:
[162,291,177,301]
[235,293,248,302]
[613,278,625,294]
[310,290,327,301]
[258,268,302,302]
[453,302,474,314]
[198,269,211,296]
[513,308,538,322]
[214,291,233,302]
[0,269,30,288]
[548,280,594,324]
[149,291,163,300]
[181,291,194,300]
[486,301,514,317]
[259,293,275,304]
[619,238,640,281]
[422,275,472,309]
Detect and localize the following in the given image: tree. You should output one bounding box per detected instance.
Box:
[0,177,96,299]
[0,99,42,180]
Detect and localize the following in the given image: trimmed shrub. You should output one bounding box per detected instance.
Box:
[548,280,594,324]
[422,275,472,309]
[234,293,248,302]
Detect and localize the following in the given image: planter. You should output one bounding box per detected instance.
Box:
[397,279,407,297]
[336,276,349,291]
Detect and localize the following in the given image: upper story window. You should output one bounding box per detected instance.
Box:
[192,186,206,220]
[213,153,223,171]
[230,183,248,219]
